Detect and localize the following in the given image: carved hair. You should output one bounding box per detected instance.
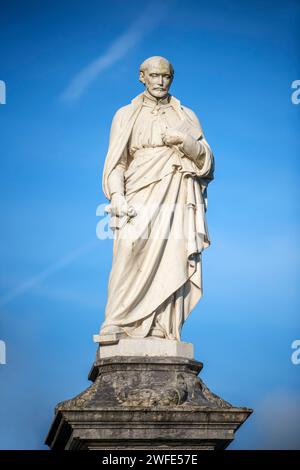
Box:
[139,56,174,77]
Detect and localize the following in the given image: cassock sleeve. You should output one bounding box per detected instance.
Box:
[178,107,214,181]
[107,147,127,197]
[177,107,214,211]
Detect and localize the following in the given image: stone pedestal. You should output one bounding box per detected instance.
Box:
[46,340,252,450]
[97,338,194,359]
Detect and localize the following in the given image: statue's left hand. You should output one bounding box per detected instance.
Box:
[162,128,185,146]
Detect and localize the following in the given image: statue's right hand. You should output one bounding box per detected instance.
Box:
[107,193,129,217]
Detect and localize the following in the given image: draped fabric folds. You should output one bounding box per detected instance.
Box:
[99,93,214,341]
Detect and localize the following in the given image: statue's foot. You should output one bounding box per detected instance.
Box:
[96,325,127,345]
[147,326,177,341]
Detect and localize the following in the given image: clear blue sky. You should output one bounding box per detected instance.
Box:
[0,0,299,449]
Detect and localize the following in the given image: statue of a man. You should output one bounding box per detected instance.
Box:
[98,56,214,344]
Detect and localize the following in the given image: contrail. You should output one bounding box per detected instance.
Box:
[60,1,170,102]
[0,240,98,306]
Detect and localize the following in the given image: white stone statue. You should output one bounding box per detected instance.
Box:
[97,56,214,345]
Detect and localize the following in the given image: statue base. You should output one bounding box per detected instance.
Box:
[46,342,252,450]
[95,337,194,359]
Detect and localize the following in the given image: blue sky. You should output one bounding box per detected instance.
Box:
[0,0,299,449]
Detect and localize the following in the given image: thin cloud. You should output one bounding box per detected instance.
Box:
[60,1,170,103]
[0,240,97,306]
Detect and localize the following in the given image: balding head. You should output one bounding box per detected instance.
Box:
[140,56,174,77]
[139,56,174,100]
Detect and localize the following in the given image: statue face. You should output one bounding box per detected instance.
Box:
[140,59,173,99]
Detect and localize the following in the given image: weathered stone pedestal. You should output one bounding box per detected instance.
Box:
[46,340,252,450]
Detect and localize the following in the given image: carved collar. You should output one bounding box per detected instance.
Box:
[142,91,171,107]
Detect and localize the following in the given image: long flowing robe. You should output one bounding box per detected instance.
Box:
[99,92,214,340]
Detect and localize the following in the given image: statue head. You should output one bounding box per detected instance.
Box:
[139,56,174,99]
